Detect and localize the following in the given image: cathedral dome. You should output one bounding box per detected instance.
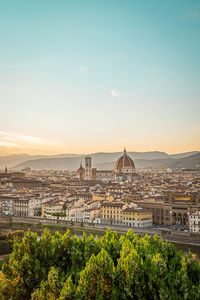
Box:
[77,163,85,172]
[114,148,135,176]
[77,163,85,180]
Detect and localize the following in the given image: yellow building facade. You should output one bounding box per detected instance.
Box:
[92,195,114,201]
[122,208,152,227]
[101,202,152,227]
[101,202,125,225]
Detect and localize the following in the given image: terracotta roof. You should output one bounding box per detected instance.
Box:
[115,148,135,171]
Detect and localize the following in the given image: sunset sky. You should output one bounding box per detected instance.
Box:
[0,0,200,155]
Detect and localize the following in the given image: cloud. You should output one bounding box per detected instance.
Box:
[17,135,43,144]
[79,66,88,74]
[109,89,134,98]
[0,141,17,147]
[110,89,121,97]
[0,131,62,149]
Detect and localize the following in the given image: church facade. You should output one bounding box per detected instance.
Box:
[77,148,136,182]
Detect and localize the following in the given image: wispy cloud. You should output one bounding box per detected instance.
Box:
[0,141,17,147]
[109,89,134,98]
[79,66,88,74]
[110,89,121,97]
[0,131,62,149]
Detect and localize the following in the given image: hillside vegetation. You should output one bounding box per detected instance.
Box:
[0,229,200,299]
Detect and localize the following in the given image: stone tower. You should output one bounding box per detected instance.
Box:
[85,156,92,180]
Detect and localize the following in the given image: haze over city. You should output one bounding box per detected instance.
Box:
[0,0,200,155]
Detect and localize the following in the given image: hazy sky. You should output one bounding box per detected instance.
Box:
[0,0,200,155]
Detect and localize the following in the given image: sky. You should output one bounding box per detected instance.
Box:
[0,0,200,155]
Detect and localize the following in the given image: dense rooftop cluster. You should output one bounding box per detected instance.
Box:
[0,166,200,231]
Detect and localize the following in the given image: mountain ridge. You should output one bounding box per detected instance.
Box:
[6,151,200,171]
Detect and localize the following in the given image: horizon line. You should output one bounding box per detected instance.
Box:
[0,149,199,157]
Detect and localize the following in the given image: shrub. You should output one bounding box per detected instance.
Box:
[0,229,199,300]
[0,240,13,255]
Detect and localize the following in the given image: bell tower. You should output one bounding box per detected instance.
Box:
[85,156,92,180]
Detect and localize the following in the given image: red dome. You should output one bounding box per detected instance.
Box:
[115,148,135,171]
[77,163,85,173]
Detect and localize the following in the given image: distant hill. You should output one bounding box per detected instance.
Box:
[0,154,44,169]
[135,152,200,169]
[11,151,200,170]
[0,153,82,170]
[161,152,200,169]
[12,157,84,170]
[170,151,199,159]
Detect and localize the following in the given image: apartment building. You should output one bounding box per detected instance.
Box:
[13,198,30,217]
[0,197,14,215]
[122,208,152,228]
[41,199,65,218]
[189,211,200,233]
[29,198,42,217]
[101,202,126,225]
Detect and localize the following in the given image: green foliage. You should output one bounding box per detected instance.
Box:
[6,230,25,241]
[59,276,76,300]
[0,240,13,255]
[0,257,9,271]
[0,228,199,300]
[99,228,121,265]
[0,230,25,241]
[31,267,62,299]
[52,212,66,217]
[76,248,115,299]
[0,230,26,255]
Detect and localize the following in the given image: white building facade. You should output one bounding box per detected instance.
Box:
[189,211,200,233]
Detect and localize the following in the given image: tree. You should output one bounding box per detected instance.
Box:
[76,248,116,299]
[59,276,76,300]
[0,228,199,299]
[31,267,62,300]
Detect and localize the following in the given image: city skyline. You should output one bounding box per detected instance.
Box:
[0,0,200,155]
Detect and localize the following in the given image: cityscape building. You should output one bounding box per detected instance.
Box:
[114,148,136,181]
[189,211,200,233]
[85,156,92,180]
[0,158,199,231]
